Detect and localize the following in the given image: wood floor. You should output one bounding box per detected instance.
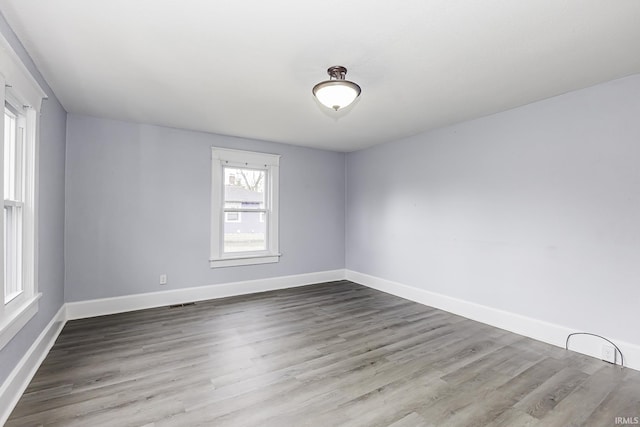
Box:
[7,281,640,426]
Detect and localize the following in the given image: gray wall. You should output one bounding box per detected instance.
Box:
[0,15,67,385]
[64,115,345,302]
[346,74,640,346]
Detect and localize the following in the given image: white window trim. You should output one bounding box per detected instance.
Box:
[0,34,46,351]
[210,147,280,268]
[0,292,41,350]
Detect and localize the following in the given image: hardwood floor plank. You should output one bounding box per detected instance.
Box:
[513,366,589,419]
[387,412,432,427]
[583,375,640,427]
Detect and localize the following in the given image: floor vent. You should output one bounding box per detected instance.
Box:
[169,302,196,308]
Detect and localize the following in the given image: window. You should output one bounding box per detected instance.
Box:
[4,105,25,304]
[210,147,280,268]
[0,35,46,350]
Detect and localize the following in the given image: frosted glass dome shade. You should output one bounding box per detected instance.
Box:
[313,80,361,111]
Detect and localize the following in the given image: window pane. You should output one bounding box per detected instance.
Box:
[4,109,16,200]
[4,205,23,303]
[223,167,265,210]
[224,211,266,253]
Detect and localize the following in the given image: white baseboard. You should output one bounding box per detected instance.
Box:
[0,305,67,426]
[66,269,347,320]
[345,270,640,372]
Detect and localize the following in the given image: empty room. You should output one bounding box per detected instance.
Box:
[0,1,639,426]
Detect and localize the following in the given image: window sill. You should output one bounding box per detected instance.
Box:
[210,253,281,269]
[0,292,41,350]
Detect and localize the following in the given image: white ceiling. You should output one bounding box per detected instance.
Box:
[1,1,639,152]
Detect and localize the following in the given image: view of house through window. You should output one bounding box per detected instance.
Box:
[223,167,267,253]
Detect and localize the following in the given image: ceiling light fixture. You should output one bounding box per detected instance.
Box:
[312,66,361,111]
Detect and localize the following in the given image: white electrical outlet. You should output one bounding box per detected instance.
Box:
[602,344,616,363]
[159,274,167,285]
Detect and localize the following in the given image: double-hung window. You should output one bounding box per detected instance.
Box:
[4,104,25,305]
[210,147,280,268]
[0,35,46,350]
